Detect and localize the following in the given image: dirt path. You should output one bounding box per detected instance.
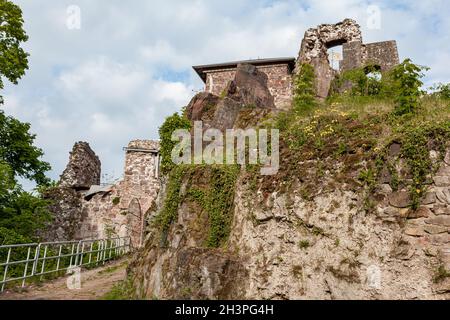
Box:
[0,259,128,300]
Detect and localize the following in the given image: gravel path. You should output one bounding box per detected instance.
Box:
[0,259,128,300]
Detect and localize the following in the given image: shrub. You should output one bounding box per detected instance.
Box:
[159,112,191,174]
[389,59,428,116]
[292,63,316,114]
[112,197,120,205]
[435,83,450,99]
[331,64,383,97]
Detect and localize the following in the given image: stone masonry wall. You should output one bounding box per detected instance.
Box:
[205,64,293,110]
[45,140,160,248]
[296,19,399,99]
[77,140,160,248]
[363,41,399,71]
[59,142,101,190]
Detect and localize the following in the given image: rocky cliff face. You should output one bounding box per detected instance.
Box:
[128,152,450,299]
[126,62,450,300]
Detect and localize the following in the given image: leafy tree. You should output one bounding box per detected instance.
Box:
[0,110,51,186]
[0,1,51,243]
[292,63,316,114]
[389,59,428,116]
[159,112,191,174]
[0,0,29,104]
[0,191,51,240]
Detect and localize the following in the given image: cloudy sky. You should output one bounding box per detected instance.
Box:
[2,0,449,189]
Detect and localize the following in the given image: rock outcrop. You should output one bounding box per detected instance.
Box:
[186,63,274,132]
[59,142,101,190]
[128,143,450,300]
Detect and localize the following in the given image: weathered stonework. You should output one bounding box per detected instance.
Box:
[129,148,450,300]
[46,140,160,248]
[296,19,399,98]
[59,142,101,190]
[77,140,160,248]
[194,59,295,110]
[194,19,399,105]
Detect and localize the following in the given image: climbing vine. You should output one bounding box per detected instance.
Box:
[154,164,239,248]
[159,111,191,175]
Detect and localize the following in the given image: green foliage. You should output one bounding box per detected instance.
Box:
[292,63,316,115]
[358,168,376,191]
[298,240,310,249]
[400,122,450,209]
[0,226,28,245]
[202,165,239,248]
[159,112,191,174]
[153,165,186,234]
[433,265,450,283]
[154,165,239,248]
[103,276,137,300]
[0,191,52,240]
[112,197,120,205]
[389,59,428,116]
[0,160,15,203]
[0,110,51,185]
[0,111,52,242]
[0,0,29,104]
[336,65,383,97]
[433,83,450,99]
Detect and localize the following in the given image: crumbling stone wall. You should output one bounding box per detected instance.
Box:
[205,64,293,110]
[296,19,399,98]
[45,140,160,248]
[42,142,100,241]
[76,140,160,248]
[59,142,101,190]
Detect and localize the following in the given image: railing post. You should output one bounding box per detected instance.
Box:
[69,243,75,267]
[22,247,32,288]
[40,245,48,280]
[31,244,41,279]
[74,240,82,266]
[1,247,12,292]
[56,245,63,273]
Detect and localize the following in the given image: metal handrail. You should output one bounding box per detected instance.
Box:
[0,236,131,292]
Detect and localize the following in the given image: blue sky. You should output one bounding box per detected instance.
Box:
[2,0,449,190]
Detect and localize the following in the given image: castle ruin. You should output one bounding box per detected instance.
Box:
[47,19,400,248]
[194,19,399,100]
[45,140,160,248]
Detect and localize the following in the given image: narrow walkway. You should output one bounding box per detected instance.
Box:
[0,259,128,300]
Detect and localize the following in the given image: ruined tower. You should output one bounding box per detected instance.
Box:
[296,19,399,98]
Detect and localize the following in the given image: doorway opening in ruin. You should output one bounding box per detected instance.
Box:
[326,40,346,72]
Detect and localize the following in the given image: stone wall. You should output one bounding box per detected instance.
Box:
[363,41,399,71]
[45,140,160,248]
[296,19,399,98]
[341,40,399,72]
[77,140,160,248]
[59,142,101,190]
[205,64,293,110]
[42,142,100,241]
